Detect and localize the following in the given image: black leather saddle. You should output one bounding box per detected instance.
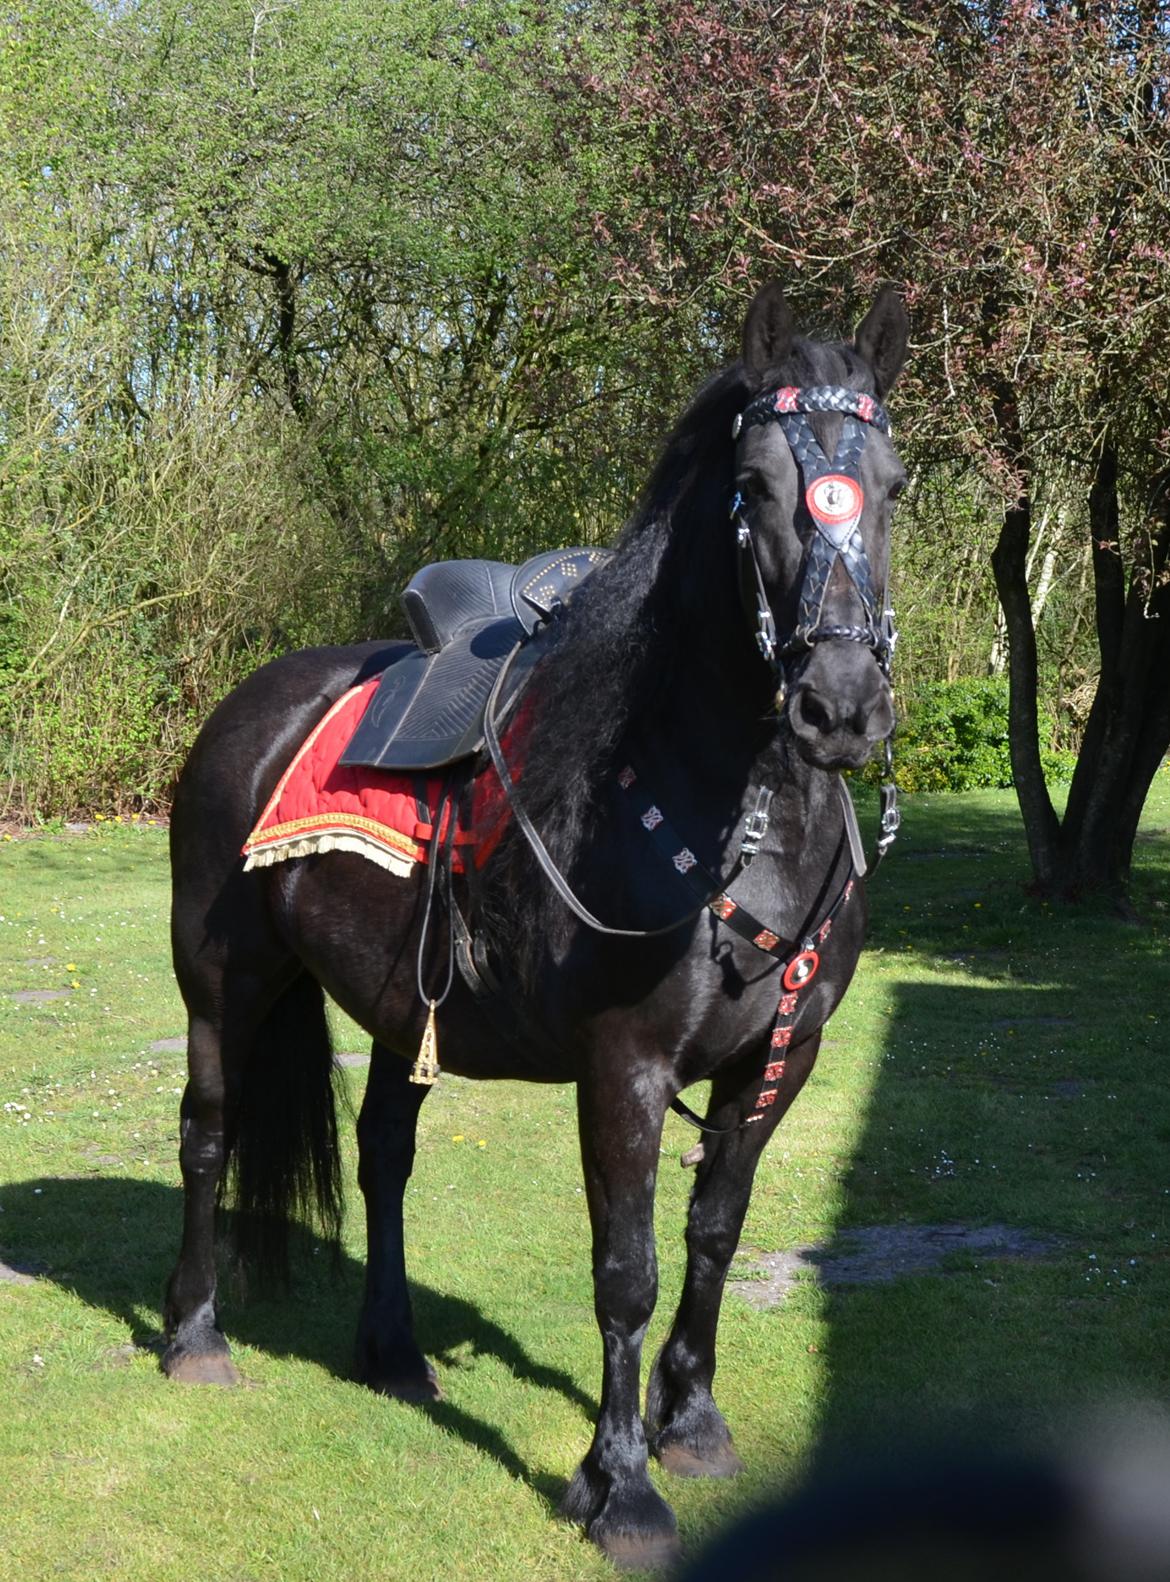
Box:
[340,547,612,772]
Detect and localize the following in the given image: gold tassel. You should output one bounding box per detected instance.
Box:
[410,999,441,1085]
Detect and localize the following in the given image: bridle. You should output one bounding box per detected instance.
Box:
[731,381,901,862]
[731,383,898,694]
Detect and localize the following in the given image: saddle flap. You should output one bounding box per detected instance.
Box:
[339,615,536,773]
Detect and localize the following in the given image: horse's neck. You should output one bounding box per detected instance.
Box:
[633,668,846,883]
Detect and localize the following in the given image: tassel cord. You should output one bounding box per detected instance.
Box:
[416,780,458,1013]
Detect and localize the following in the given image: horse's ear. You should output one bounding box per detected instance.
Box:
[854,285,909,396]
[742,282,795,383]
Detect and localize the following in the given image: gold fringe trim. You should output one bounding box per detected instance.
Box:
[242,831,417,878]
[247,809,424,855]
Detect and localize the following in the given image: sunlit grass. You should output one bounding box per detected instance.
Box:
[1,780,1168,1578]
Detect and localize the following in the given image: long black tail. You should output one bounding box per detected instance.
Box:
[222,971,344,1283]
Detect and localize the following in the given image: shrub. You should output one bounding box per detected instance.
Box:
[894,676,1075,793]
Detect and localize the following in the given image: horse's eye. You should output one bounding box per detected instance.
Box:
[738,471,770,503]
[888,478,906,503]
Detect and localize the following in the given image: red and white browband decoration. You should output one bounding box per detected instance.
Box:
[806,473,864,534]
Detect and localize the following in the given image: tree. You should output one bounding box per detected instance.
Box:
[0,0,679,814]
[587,0,1170,903]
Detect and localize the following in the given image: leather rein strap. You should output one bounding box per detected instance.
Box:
[482,649,753,939]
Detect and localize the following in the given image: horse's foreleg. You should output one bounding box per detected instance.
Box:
[353,1043,439,1401]
[163,1013,240,1385]
[647,1029,823,1477]
[562,1048,680,1570]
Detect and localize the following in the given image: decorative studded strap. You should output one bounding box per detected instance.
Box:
[615,759,858,1137]
[735,385,890,436]
[617,763,797,959]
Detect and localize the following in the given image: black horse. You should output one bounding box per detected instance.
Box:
[163,282,909,1569]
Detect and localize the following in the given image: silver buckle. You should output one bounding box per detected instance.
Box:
[740,806,771,863]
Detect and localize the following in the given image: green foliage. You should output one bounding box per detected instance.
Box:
[0,0,1143,823]
[0,0,664,816]
[896,677,1076,794]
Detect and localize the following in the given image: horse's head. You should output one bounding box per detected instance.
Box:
[733,281,909,772]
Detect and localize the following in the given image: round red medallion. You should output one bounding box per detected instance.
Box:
[782,950,820,991]
[806,474,863,528]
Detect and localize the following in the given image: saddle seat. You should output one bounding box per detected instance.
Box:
[340,546,611,773]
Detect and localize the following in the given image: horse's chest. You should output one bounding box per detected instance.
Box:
[621,875,866,1081]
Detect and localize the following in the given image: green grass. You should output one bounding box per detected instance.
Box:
[1,782,1169,1579]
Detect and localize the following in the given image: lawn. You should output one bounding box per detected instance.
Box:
[2,781,1169,1580]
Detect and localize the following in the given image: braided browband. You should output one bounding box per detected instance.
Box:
[733,385,890,439]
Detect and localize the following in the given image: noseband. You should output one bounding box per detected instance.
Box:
[731,384,898,686]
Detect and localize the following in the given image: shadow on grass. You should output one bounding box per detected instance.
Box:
[0,1174,593,1512]
[807,790,1170,1466]
[678,793,1170,1569]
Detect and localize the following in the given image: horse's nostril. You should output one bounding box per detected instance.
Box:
[794,687,835,735]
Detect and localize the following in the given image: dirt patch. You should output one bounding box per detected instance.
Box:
[9,988,72,1004]
[149,1037,187,1054]
[0,1256,40,1285]
[729,1222,1064,1308]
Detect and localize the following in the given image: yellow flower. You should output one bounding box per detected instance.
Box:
[477,1139,486,1149]
[65,963,76,972]
[452,1134,464,1143]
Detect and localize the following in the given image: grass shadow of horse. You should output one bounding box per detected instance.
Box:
[0,1174,594,1512]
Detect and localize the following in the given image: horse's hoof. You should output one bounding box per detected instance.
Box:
[595,1529,683,1573]
[565,1472,681,1572]
[164,1348,240,1386]
[657,1439,744,1479]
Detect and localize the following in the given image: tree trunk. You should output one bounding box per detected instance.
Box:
[988,384,1061,886]
[265,252,304,417]
[1054,449,1170,902]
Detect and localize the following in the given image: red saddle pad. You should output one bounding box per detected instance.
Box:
[242,679,479,876]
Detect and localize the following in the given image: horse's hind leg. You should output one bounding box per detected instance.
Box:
[162,1010,242,1384]
[353,1042,439,1401]
[646,1030,822,1478]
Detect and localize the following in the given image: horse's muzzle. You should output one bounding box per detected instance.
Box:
[787,647,894,771]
